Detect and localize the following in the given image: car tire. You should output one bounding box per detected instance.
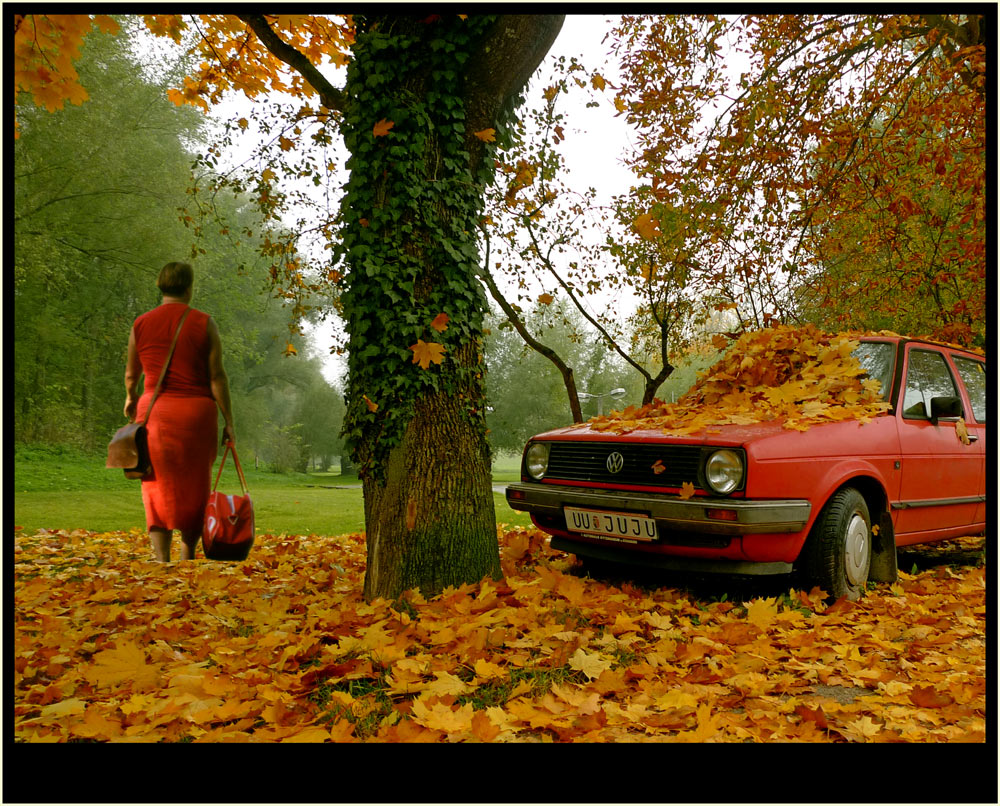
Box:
[801,487,872,602]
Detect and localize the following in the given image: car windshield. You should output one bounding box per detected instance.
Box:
[853,341,895,400]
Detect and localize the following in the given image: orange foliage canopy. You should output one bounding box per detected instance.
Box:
[12,14,119,135]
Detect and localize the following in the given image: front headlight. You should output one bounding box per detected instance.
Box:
[525,442,550,480]
[704,449,744,495]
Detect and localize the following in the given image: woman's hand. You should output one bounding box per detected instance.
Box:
[222,422,236,446]
[124,396,138,422]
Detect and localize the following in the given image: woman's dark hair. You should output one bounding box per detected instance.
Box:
[157,262,194,297]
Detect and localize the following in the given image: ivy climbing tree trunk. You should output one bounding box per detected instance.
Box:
[336,15,564,601]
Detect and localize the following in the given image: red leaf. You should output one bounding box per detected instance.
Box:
[909,686,954,709]
[372,119,394,137]
[795,704,829,729]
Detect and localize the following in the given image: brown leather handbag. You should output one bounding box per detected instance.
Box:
[107,307,191,479]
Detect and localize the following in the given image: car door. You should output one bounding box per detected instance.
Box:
[951,354,986,527]
[894,345,981,536]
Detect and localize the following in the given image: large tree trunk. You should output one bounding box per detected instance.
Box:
[339,15,564,601]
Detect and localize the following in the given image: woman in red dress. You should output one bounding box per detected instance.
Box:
[123,262,236,561]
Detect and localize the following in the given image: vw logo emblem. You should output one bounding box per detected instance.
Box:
[606,451,625,474]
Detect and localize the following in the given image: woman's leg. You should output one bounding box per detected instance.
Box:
[179,530,200,560]
[150,527,172,562]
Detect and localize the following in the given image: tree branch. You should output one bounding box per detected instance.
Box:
[237,14,346,113]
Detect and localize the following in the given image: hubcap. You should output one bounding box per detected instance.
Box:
[844,513,870,587]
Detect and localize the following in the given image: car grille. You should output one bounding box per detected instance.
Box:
[544,442,704,490]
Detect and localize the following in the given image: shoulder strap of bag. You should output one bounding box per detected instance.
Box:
[213,441,250,496]
[141,306,192,427]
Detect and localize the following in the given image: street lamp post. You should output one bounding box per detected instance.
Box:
[578,387,626,416]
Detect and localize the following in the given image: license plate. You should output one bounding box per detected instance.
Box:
[564,506,658,542]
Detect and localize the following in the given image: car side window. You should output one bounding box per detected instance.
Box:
[901,349,959,419]
[952,356,986,422]
[852,342,895,400]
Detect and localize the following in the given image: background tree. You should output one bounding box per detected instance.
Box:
[13,18,339,463]
[610,14,985,346]
[479,53,722,421]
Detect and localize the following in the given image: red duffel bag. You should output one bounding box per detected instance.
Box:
[203,441,255,561]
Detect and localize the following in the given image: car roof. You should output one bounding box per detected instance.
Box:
[861,334,984,358]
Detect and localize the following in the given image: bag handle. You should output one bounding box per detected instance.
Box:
[213,440,249,496]
[140,306,192,427]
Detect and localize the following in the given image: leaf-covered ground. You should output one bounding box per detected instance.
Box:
[13,526,985,743]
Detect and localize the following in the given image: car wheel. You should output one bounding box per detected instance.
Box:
[802,487,872,602]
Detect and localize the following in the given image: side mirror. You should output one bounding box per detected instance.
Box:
[930,396,962,420]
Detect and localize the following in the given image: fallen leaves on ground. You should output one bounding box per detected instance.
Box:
[590,324,893,436]
[13,527,985,743]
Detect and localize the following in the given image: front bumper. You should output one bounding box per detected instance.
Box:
[505,482,811,536]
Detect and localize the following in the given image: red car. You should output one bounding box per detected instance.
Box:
[506,335,986,600]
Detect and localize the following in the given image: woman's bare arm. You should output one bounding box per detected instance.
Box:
[124,326,142,421]
[206,316,235,444]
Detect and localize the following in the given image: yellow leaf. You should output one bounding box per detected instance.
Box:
[283,342,297,357]
[473,128,496,142]
[281,726,332,742]
[655,689,700,711]
[745,596,779,629]
[633,212,661,240]
[568,648,613,680]
[372,118,394,137]
[844,715,882,742]
[537,293,554,305]
[363,394,378,413]
[84,642,160,690]
[409,339,446,370]
[678,481,696,500]
[411,698,475,733]
[424,671,474,697]
[591,73,607,91]
[474,659,507,680]
[237,117,249,129]
[39,698,87,719]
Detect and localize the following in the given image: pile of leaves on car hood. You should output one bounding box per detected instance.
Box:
[589,324,893,436]
[13,525,985,743]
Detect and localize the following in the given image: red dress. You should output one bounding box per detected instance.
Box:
[133,303,218,534]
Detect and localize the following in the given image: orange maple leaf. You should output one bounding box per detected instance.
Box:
[955,417,970,445]
[372,118,394,137]
[537,293,554,305]
[651,459,666,475]
[363,394,378,412]
[430,312,450,332]
[678,481,696,500]
[410,339,445,370]
[473,128,496,142]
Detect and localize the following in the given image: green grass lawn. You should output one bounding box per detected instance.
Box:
[12,445,531,534]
